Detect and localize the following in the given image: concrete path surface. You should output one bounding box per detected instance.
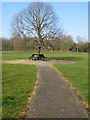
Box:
[25,64,88,118]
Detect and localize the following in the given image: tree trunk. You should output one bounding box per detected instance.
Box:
[38,46,41,54]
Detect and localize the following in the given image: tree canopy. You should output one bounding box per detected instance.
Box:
[11,2,63,53]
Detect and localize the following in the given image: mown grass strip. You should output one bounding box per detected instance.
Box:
[2,64,37,118]
[2,51,88,115]
[2,51,85,61]
[54,57,88,104]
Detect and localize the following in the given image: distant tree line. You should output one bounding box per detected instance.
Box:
[1,35,88,52]
[1,2,88,53]
[1,3,88,53]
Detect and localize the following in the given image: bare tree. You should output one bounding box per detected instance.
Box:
[11,2,63,54]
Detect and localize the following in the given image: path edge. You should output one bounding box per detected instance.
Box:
[20,65,39,118]
[51,64,89,117]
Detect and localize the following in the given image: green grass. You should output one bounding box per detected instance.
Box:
[46,52,88,105]
[2,51,34,60]
[45,51,85,61]
[2,51,89,117]
[2,64,37,118]
[54,53,88,104]
[2,51,85,61]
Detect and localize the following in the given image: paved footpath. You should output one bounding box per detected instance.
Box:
[25,63,88,118]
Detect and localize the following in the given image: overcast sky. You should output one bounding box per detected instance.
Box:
[1,2,88,42]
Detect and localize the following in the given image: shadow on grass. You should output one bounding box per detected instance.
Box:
[48,57,82,61]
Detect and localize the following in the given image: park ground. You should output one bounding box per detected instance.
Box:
[1,51,89,118]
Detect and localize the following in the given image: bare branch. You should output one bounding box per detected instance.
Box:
[11,2,63,53]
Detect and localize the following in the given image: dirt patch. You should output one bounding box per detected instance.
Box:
[2,59,77,65]
[3,59,35,64]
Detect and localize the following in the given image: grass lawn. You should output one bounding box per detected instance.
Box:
[47,52,88,105]
[2,51,34,60]
[54,59,88,104]
[2,51,88,117]
[2,64,37,118]
[2,51,86,61]
[53,53,88,105]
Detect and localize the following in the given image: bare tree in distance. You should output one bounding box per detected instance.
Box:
[11,2,63,54]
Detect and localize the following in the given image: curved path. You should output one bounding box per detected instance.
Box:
[25,61,88,118]
[3,59,88,118]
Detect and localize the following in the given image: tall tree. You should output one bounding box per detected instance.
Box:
[11,2,63,54]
